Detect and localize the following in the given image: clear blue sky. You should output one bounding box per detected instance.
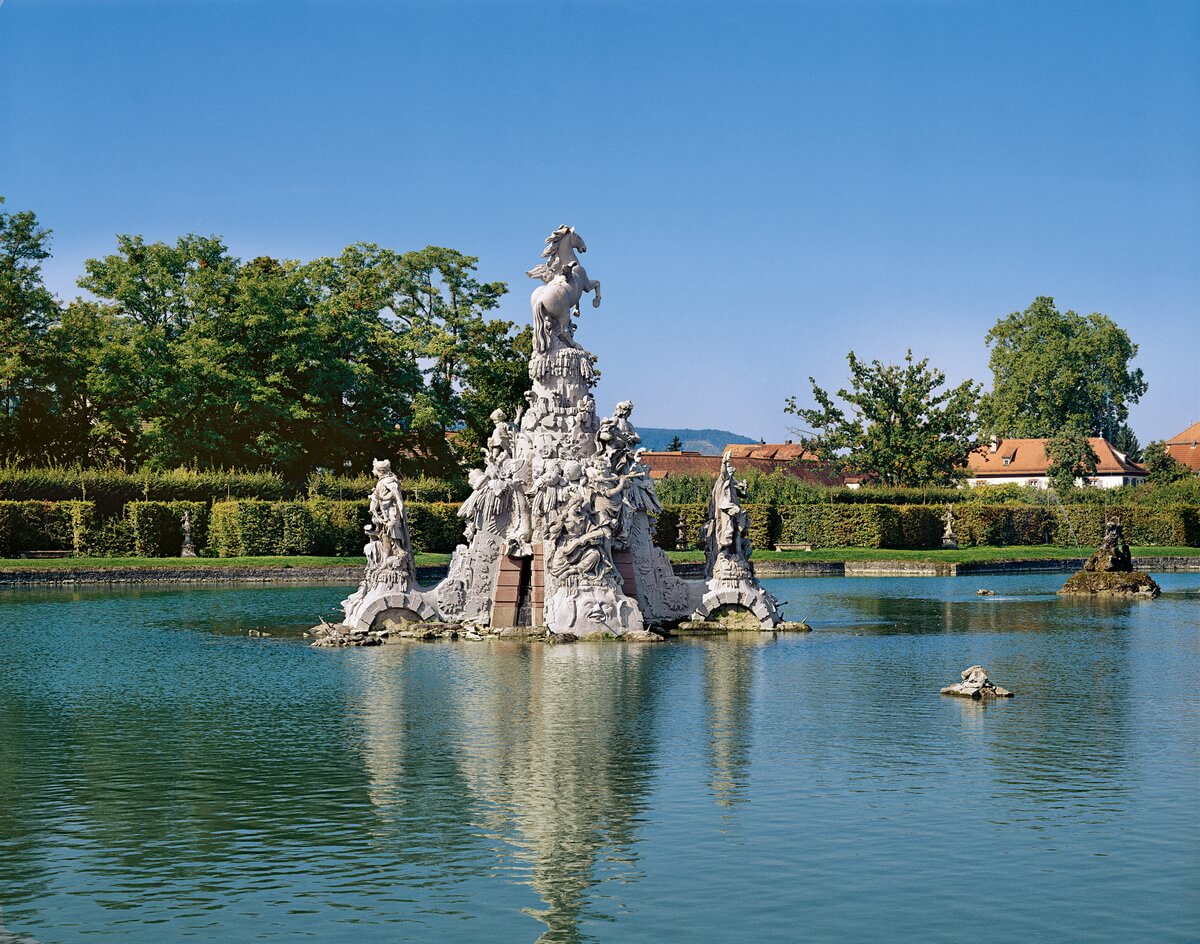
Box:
[2,0,1196,444]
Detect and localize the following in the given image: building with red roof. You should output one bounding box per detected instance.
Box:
[1164,421,1200,474]
[965,437,1146,489]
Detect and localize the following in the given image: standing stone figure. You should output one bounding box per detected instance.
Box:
[180,511,197,558]
[596,400,641,475]
[705,454,753,578]
[942,504,958,550]
[368,458,414,576]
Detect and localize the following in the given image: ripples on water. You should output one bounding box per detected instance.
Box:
[0,575,1197,943]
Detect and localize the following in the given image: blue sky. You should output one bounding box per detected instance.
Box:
[2,0,1196,443]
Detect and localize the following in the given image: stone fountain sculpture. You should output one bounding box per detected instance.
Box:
[339,226,783,639]
[1058,518,1161,598]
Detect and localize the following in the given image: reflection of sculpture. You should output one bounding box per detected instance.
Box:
[527,225,602,354]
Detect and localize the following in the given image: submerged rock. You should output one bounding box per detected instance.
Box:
[976,589,996,596]
[941,665,1013,699]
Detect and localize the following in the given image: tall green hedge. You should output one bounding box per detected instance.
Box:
[0,501,92,556]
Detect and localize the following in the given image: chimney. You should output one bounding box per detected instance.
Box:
[989,435,1000,453]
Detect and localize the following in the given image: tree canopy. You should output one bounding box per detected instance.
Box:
[785,350,982,487]
[0,198,531,480]
[1045,429,1099,492]
[981,296,1147,440]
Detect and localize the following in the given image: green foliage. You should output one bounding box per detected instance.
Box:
[777,504,903,548]
[210,499,466,557]
[0,198,59,460]
[127,501,209,557]
[786,349,982,487]
[0,500,92,556]
[308,499,370,556]
[896,506,943,548]
[654,504,709,550]
[1045,429,1099,492]
[1142,441,1192,486]
[981,296,1147,438]
[666,435,682,452]
[1,196,531,480]
[1112,424,1141,462]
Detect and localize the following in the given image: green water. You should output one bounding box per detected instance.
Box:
[1,575,1197,943]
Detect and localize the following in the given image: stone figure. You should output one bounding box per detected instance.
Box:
[941,665,1014,699]
[527,225,601,354]
[485,408,514,463]
[368,458,413,569]
[596,400,641,475]
[180,510,197,558]
[942,504,958,550]
[705,454,753,577]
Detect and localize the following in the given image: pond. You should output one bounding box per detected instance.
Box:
[1,574,1197,943]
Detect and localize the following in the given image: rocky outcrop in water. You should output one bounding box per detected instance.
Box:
[1058,519,1161,598]
[941,665,1013,699]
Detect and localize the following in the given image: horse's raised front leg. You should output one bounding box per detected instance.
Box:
[587,279,602,308]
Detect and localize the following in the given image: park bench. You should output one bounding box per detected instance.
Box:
[19,550,73,559]
[773,543,813,552]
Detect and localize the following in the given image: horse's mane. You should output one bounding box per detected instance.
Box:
[540,226,571,260]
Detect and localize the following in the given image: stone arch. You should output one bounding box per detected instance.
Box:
[694,586,774,627]
[354,590,438,632]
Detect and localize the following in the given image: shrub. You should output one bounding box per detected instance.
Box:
[406,502,464,554]
[210,500,279,557]
[897,505,943,548]
[0,500,96,556]
[656,503,709,550]
[308,499,369,556]
[777,504,903,548]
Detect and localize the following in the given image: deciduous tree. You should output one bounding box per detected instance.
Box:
[785,350,982,487]
[981,296,1147,439]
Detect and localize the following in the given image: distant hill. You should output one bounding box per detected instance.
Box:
[638,428,757,456]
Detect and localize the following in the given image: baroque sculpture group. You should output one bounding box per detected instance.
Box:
[338,227,782,639]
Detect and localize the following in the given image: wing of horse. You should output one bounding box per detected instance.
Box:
[526,263,554,282]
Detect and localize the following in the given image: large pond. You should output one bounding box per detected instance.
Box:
[1,574,1197,943]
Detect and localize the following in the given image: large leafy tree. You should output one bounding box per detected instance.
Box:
[0,198,59,457]
[785,350,982,487]
[981,296,1147,440]
[1141,441,1192,485]
[37,233,528,479]
[1045,429,1099,492]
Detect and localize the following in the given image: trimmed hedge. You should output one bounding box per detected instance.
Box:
[0,500,93,556]
[210,500,467,557]
[0,466,468,516]
[127,502,210,557]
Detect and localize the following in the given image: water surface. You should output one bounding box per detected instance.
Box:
[1,575,1197,942]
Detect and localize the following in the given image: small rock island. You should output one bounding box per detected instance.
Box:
[1058,519,1161,598]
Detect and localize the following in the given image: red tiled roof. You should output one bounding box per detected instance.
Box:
[967,438,1146,478]
[724,443,820,462]
[1165,421,1200,473]
[639,447,845,485]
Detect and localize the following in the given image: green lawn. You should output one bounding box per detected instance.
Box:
[1,546,1196,570]
[0,553,452,569]
[664,546,1200,564]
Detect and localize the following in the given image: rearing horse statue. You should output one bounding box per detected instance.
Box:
[527,225,602,354]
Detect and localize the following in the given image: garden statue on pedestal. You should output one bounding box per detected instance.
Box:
[180,511,197,558]
[942,504,957,550]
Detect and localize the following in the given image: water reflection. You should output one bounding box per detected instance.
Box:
[700,635,764,811]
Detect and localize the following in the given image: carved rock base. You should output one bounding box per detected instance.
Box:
[545,584,644,638]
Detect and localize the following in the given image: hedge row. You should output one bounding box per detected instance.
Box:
[0,466,466,516]
[654,503,1200,550]
[4,499,1198,558]
[0,499,464,558]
